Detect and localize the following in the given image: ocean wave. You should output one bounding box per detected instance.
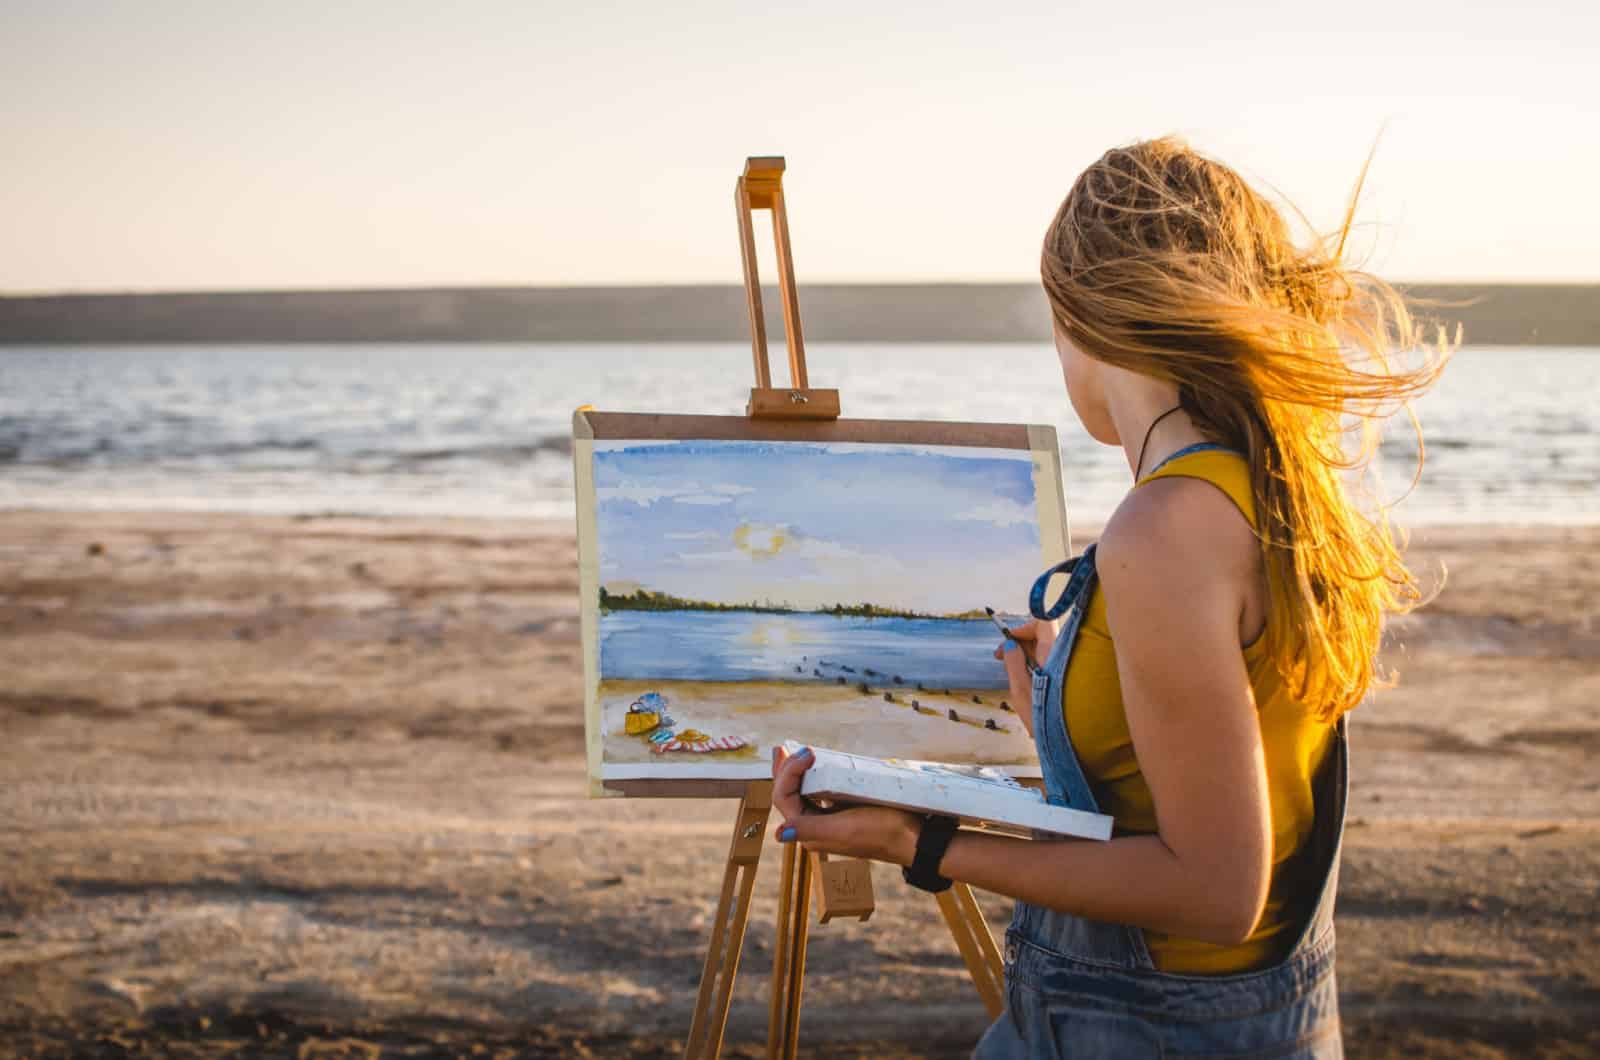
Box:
[1,342,1595,524]
[9,437,323,467]
[348,436,573,465]
[0,435,574,468]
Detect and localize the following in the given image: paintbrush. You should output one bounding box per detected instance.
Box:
[984,606,1039,675]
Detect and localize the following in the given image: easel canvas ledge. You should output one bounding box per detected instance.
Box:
[573,409,1073,800]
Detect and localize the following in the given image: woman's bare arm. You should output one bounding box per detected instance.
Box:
[771,477,1272,944]
[934,478,1273,944]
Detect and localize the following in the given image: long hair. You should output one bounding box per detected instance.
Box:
[1042,135,1456,722]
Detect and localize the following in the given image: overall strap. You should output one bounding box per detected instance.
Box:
[1280,714,1350,956]
[1026,545,1103,814]
[1138,441,1244,482]
[1029,542,1098,621]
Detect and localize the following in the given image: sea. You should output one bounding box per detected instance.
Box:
[1,342,1596,527]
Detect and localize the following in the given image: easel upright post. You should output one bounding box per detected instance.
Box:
[766,840,814,1060]
[736,157,839,421]
[682,154,1008,1060]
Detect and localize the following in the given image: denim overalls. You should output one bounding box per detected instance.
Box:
[973,443,1350,1059]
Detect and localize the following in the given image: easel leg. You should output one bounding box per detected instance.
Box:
[936,882,1007,1018]
[767,841,814,1060]
[767,843,796,1058]
[684,782,772,1060]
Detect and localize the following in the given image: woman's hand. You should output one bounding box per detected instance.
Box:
[992,618,1058,737]
[770,745,922,866]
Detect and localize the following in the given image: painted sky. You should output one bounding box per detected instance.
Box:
[5,1,1597,293]
[593,440,1045,615]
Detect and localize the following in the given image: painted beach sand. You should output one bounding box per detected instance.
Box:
[600,677,1035,772]
[577,435,1067,781]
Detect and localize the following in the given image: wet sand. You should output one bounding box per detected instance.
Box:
[1,510,1596,1058]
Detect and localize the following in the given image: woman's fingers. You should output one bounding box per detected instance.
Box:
[1007,620,1058,664]
[769,746,854,852]
[773,805,844,849]
[1021,618,1060,658]
[770,744,813,826]
[992,623,1046,668]
[989,620,1050,739]
[1002,645,1031,703]
[773,802,909,862]
[769,751,927,862]
[1006,620,1041,643]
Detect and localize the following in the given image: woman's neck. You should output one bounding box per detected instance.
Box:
[1107,388,1210,481]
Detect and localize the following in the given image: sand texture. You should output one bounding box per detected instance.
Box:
[1,510,1597,1058]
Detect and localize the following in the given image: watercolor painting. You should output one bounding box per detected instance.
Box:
[574,430,1069,786]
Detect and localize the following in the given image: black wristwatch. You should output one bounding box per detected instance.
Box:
[902,814,960,893]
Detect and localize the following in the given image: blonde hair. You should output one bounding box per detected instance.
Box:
[1042,135,1456,722]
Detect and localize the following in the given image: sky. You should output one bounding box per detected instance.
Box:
[5,1,1598,294]
[593,440,1044,615]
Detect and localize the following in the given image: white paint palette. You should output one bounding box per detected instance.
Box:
[785,739,1113,841]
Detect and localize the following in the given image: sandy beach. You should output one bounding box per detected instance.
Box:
[1,509,1596,1057]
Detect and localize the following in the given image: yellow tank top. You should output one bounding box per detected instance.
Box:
[1063,447,1335,974]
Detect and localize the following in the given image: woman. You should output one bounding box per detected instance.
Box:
[768,136,1454,1058]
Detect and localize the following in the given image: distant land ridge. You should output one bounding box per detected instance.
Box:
[1,283,1595,346]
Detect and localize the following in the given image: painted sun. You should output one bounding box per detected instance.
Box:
[732,522,788,559]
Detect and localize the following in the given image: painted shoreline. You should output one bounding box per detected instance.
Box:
[597,677,1036,775]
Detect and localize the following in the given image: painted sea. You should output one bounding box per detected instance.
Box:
[2,341,1598,526]
[600,610,1009,688]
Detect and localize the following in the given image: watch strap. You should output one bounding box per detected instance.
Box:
[902,813,959,893]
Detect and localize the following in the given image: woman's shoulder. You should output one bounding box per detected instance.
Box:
[1136,447,1256,529]
[1097,452,1260,605]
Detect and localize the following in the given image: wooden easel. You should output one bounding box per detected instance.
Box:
[680,156,1007,1060]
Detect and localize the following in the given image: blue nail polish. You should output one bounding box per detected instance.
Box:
[1002,639,1018,653]
[779,826,796,842]
[798,747,813,759]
